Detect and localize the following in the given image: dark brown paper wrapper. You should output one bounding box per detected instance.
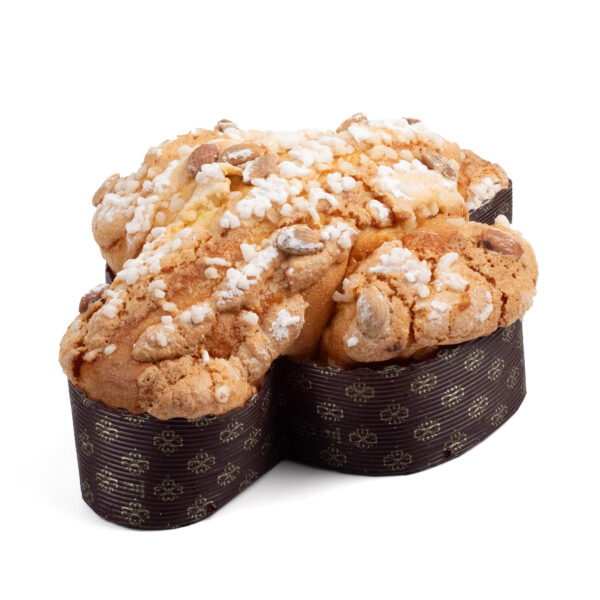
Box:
[277,320,525,475]
[69,369,282,530]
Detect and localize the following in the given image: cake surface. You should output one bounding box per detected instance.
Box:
[60,116,522,419]
[91,115,509,274]
[319,216,537,366]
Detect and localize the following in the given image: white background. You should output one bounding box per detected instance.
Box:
[1,0,598,598]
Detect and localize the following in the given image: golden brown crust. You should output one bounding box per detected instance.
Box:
[90,119,505,275]
[60,117,517,419]
[319,216,537,367]
[285,255,350,359]
[458,149,509,211]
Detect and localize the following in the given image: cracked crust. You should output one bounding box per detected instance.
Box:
[90,118,507,275]
[60,116,514,419]
[319,216,537,367]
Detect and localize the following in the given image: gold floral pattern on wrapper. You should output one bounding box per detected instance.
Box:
[121,450,150,475]
[68,369,281,530]
[123,413,150,428]
[380,403,409,425]
[414,419,442,443]
[320,445,347,467]
[349,428,378,449]
[153,429,183,454]
[383,450,413,472]
[70,322,526,526]
[121,501,150,527]
[468,396,489,419]
[187,452,216,474]
[239,470,259,491]
[153,477,184,502]
[78,431,94,456]
[440,385,465,408]
[217,463,240,487]
[95,419,118,442]
[219,421,244,443]
[444,432,468,456]
[345,382,375,403]
[316,401,345,422]
[279,320,527,476]
[80,479,94,505]
[186,496,217,522]
[96,467,118,494]
[411,373,438,395]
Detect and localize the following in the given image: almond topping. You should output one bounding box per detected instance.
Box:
[216,119,238,132]
[187,143,220,175]
[218,143,264,166]
[356,286,390,338]
[79,285,108,313]
[481,228,524,257]
[244,154,279,179]
[276,225,323,256]
[92,174,119,206]
[336,112,368,133]
[420,147,457,181]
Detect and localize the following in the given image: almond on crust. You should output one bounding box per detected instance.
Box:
[319,216,537,367]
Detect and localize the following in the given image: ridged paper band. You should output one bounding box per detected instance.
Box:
[69,370,282,529]
[278,320,525,475]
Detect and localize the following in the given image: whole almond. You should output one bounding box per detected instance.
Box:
[336,112,368,133]
[276,225,323,256]
[441,163,458,180]
[79,285,108,313]
[218,143,264,166]
[356,286,390,338]
[216,119,238,132]
[402,230,442,253]
[92,173,119,206]
[420,147,457,181]
[244,154,278,180]
[481,227,524,257]
[187,143,220,175]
